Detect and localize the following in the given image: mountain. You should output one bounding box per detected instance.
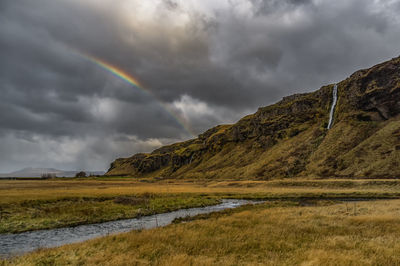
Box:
[0,168,105,178]
[106,56,400,179]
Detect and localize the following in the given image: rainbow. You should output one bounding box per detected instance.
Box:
[81,53,195,137]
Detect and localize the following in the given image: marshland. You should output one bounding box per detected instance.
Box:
[2,178,400,265]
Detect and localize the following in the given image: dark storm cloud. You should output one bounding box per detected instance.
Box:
[0,0,399,172]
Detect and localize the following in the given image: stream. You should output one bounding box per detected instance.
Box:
[0,199,255,257]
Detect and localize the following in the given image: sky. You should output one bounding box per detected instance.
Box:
[1,0,400,172]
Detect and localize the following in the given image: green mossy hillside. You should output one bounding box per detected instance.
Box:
[107,56,400,179]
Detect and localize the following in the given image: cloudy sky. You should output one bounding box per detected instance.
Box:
[1,0,399,172]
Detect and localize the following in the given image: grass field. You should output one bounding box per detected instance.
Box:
[4,199,400,265]
[2,178,400,233]
[0,194,219,234]
[2,178,400,265]
[2,178,400,204]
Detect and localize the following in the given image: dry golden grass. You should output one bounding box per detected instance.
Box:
[2,178,400,204]
[5,199,400,265]
[1,178,400,233]
[2,178,400,263]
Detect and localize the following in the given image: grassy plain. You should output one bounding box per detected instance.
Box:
[4,199,400,265]
[2,178,400,265]
[2,178,400,204]
[2,178,400,233]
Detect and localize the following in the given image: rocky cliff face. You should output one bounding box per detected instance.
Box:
[107,56,400,179]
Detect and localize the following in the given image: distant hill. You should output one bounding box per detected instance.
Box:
[0,167,105,178]
[107,56,400,179]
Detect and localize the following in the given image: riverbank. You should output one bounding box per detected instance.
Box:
[0,194,219,234]
[4,199,400,265]
[2,178,400,234]
[0,199,252,258]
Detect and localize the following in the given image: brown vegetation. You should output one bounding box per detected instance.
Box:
[5,199,400,265]
[1,178,400,233]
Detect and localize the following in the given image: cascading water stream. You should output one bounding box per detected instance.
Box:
[327,84,338,129]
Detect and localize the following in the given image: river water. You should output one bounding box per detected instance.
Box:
[0,199,254,257]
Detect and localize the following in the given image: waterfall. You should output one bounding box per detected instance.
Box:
[327,84,338,129]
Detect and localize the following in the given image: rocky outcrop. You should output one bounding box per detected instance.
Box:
[107,56,400,179]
